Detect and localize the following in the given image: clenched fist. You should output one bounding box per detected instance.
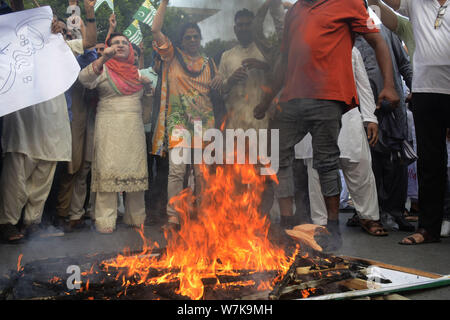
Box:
[103,47,116,60]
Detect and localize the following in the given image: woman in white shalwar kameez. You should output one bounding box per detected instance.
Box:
[79,33,152,233]
[295,47,387,236]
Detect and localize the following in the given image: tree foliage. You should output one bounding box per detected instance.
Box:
[23,0,189,67]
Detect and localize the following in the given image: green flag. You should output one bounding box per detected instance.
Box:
[133,0,157,26]
[94,0,114,12]
[124,20,143,45]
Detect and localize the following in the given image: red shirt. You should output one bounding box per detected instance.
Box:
[280,0,379,107]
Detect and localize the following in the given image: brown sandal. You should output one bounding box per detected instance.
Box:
[359,219,388,237]
[0,223,24,243]
[399,228,441,245]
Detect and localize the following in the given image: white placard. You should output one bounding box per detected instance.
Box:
[0,6,81,117]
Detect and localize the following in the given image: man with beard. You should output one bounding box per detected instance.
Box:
[218,9,274,217]
[220,9,271,133]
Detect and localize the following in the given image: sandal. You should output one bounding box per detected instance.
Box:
[0,223,24,243]
[359,219,388,237]
[399,228,441,245]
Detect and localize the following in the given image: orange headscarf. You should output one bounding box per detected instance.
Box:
[104,36,143,95]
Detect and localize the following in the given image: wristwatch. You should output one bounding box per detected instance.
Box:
[86,18,96,23]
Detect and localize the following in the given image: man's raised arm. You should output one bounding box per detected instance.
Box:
[367,0,399,32]
[82,0,97,49]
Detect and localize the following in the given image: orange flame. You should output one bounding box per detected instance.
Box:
[301,287,317,299]
[17,254,23,272]
[104,164,297,300]
[49,276,61,284]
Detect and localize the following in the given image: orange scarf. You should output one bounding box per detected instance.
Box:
[104,40,143,95]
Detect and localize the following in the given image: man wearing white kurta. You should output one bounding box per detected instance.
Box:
[0,0,97,241]
[0,41,84,241]
[219,8,274,216]
[295,47,385,235]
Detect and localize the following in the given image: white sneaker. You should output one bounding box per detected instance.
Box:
[441,220,450,238]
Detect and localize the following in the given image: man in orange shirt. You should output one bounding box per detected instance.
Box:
[254,0,399,251]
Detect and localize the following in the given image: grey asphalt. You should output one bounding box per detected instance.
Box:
[0,211,449,300]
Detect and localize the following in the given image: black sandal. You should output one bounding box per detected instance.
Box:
[0,224,25,243]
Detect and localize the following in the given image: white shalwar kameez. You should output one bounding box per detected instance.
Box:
[0,40,82,226]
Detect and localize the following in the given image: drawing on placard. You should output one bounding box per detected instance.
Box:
[0,14,52,95]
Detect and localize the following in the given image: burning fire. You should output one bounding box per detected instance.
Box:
[103,163,298,300]
[17,254,23,272]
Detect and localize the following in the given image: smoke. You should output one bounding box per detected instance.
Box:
[170,0,295,44]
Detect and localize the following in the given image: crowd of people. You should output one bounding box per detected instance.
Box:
[0,0,449,253]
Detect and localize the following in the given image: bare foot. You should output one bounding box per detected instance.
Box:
[400,233,424,244]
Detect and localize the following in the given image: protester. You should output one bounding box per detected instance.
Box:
[367,0,419,221]
[146,52,169,225]
[95,43,105,57]
[355,24,414,232]
[150,0,220,231]
[218,8,276,217]
[301,47,386,237]
[54,45,98,232]
[54,14,107,232]
[253,0,399,251]
[0,0,98,243]
[78,32,152,234]
[381,0,450,245]
[220,9,270,132]
[252,0,314,227]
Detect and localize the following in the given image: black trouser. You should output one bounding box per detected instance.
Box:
[145,154,169,217]
[412,93,450,238]
[293,159,311,224]
[444,167,450,220]
[371,150,408,217]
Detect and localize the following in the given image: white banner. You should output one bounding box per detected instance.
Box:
[0,6,80,117]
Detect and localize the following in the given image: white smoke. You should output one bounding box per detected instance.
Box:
[170,0,296,44]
